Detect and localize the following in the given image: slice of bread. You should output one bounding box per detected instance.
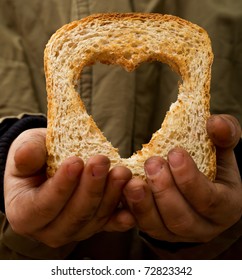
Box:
[44,13,216,180]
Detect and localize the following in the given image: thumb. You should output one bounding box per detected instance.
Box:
[207,114,241,183]
[207,114,241,150]
[11,128,47,177]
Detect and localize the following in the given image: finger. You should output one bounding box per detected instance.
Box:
[68,166,133,241]
[123,177,168,239]
[145,156,196,230]
[36,156,84,217]
[207,114,241,149]
[124,175,212,242]
[145,155,226,241]
[167,148,240,224]
[66,155,111,217]
[167,148,218,215]
[12,128,47,177]
[168,147,242,228]
[93,166,132,223]
[207,115,241,185]
[144,156,208,240]
[41,155,110,241]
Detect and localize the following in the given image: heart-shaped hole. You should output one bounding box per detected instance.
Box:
[79,62,180,159]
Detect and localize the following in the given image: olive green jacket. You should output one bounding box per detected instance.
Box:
[0,0,242,259]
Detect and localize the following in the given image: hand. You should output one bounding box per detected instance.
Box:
[123,114,242,242]
[4,128,135,247]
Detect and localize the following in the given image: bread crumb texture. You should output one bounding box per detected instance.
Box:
[44,13,216,180]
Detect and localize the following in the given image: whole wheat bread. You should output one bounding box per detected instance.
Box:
[44,13,216,180]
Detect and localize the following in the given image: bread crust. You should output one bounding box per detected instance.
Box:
[44,13,216,180]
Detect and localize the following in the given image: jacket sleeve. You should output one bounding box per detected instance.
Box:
[0,1,41,117]
[0,115,77,259]
[141,139,242,260]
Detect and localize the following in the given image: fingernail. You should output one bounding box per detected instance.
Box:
[145,158,163,178]
[92,164,110,178]
[168,149,184,168]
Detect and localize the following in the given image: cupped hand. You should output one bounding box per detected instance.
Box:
[123,114,242,242]
[4,128,135,247]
